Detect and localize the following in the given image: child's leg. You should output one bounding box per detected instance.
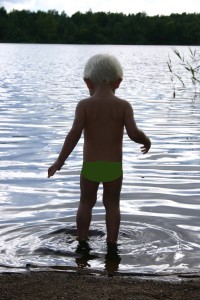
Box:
[76,174,100,240]
[103,175,123,243]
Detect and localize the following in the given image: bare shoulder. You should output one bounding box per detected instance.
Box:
[114,95,130,105]
[114,97,133,112]
[76,97,92,109]
[77,96,133,113]
[77,98,89,106]
[120,98,132,107]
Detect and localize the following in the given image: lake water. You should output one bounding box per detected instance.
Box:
[0,44,199,276]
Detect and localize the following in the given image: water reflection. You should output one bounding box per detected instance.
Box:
[104,243,121,276]
[75,240,121,276]
[0,221,199,275]
[0,44,200,275]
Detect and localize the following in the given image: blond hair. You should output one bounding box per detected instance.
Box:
[83,54,123,85]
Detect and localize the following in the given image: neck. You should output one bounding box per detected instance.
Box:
[89,84,115,96]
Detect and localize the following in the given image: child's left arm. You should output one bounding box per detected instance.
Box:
[48,101,85,178]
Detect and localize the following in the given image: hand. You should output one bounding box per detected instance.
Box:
[48,160,64,178]
[141,138,151,154]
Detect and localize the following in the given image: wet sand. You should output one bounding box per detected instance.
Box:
[0,272,200,300]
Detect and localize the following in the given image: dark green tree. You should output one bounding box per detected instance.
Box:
[0,7,200,45]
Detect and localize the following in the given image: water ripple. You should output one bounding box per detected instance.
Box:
[0,44,199,275]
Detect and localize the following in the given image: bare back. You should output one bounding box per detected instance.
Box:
[48,84,151,179]
[81,94,126,162]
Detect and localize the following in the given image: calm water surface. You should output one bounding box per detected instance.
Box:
[0,44,200,276]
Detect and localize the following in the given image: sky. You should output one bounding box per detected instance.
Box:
[0,0,200,16]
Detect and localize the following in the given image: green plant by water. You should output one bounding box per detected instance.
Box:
[167,47,200,98]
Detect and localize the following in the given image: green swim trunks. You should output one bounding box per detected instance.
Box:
[81,161,123,182]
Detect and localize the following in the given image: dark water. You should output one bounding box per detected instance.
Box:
[0,44,200,275]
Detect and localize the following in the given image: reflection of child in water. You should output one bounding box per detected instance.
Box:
[48,54,151,244]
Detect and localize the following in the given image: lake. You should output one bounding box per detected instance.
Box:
[0,44,199,276]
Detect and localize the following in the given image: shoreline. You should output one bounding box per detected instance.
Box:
[0,271,200,300]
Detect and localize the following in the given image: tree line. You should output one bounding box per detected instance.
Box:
[0,7,200,45]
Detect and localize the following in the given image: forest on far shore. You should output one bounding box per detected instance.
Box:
[0,7,200,45]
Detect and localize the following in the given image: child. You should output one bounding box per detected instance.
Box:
[48,54,151,244]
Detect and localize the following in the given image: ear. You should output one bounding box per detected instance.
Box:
[84,78,94,90]
[113,78,122,89]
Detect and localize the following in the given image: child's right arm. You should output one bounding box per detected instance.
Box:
[48,101,85,178]
[124,101,151,154]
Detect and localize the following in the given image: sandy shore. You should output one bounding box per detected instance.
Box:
[0,272,200,300]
